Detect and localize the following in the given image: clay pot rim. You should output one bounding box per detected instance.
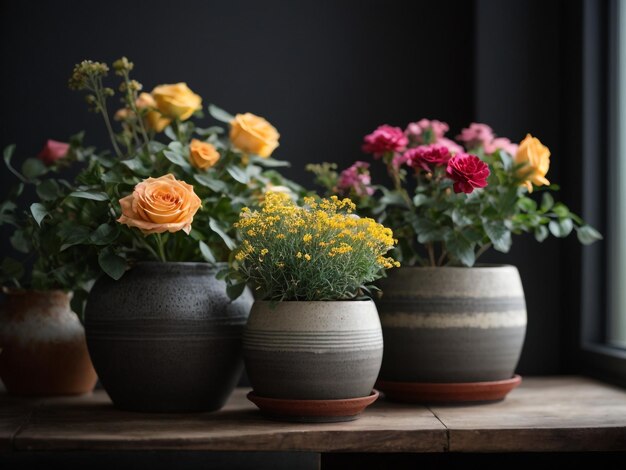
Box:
[392,263,516,271]
[253,298,376,304]
[130,261,227,272]
[2,287,72,297]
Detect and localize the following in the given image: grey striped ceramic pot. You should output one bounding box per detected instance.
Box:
[377,265,526,383]
[85,262,252,412]
[244,300,383,400]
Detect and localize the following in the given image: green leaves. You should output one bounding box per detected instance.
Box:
[193,174,227,192]
[540,192,554,212]
[576,225,603,244]
[69,191,109,201]
[208,104,235,123]
[226,165,249,184]
[199,240,216,263]
[445,231,475,267]
[249,156,289,168]
[163,149,192,170]
[483,220,512,253]
[4,144,29,183]
[30,203,49,226]
[21,158,48,180]
[98,249,127,280]
[36,179,62,201]
[209,217,237,250]
[89,223,119,245]
[548,218,574,237]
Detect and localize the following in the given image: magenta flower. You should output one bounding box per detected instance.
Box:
[446,153,490,194]
[405,118,449,145]
[37,140,70,166]
[362,125,408,157]
[405,144,452,172]
[456,123,495,149]
[336,161,375,197]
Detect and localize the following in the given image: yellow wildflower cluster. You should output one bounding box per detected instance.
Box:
[233,192,399,300]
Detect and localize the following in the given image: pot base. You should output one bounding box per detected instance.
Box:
[247,390,379,422]
[376,375,522,404]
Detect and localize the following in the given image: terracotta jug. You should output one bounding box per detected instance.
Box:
[0,289,97,396]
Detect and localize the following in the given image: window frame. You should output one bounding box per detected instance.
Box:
[579,0,626,386]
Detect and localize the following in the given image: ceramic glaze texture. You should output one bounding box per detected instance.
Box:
[85,262,252,412]
[244,300,383,400]
[0,290,97,396]
[377,266,526,383]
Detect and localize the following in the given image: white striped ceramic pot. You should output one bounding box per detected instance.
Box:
[243,300,383,400]
[376,265,526,383]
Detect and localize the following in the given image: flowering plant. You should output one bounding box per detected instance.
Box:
[310,119,601,267]
[54,57,300,279]
[0,139,104,315]
[226,192,399,301]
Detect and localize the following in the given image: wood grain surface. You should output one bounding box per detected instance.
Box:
[1,376,625,453]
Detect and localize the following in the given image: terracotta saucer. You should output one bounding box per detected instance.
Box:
[376,375,522,404]
[247,390,379,422]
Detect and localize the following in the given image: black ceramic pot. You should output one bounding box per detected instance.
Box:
[85,262,252,412]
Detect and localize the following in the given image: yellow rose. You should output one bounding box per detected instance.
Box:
[229,113,280,158]
[117,174,201,235]
[151,83,202,121]
[189,139,220,169]
[136,92,171,132]
[515,134,550,192]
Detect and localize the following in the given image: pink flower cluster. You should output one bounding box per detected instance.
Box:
[336,161,375,197]
[405,118,463,154]
[362,125,408,157]
[404,144,451,172]
[456,123,518,156]
[405,118,449,143]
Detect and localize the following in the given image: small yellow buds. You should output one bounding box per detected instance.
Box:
[113,56,134,75]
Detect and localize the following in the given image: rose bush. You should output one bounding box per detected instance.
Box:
[310,119,601,266]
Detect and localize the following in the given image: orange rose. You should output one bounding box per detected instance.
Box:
[515,134,551,192]
[151,83,202,121]
[136,92,171,133]
[117,174,201,235]
[189,139,220,169]
[230,113,280,157]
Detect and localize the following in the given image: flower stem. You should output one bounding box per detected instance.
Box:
[154,233,167,262]
[474,242,492,263]
[427,243,436,267]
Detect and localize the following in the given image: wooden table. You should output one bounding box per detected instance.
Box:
[1,376,625,468]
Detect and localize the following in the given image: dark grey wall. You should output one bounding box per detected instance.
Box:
[0,0,474,187]
[1,0,589,375]
[475,0,565,374]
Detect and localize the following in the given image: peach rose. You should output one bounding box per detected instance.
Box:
[189,139,220,169]
[229,112,280,158]
[117,174,201,235]
[136,92,171,132]
[151,83,202,121]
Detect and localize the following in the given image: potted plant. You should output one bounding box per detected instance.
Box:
[61,58,300,412]
[0,142,99,396]
[309,119,602,403]
[226,192,399,421]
